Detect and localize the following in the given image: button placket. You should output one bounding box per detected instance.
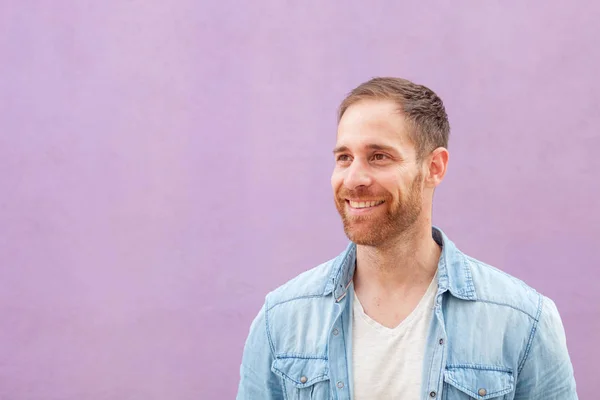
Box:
[328,300,350,399]
[425,293,448,400]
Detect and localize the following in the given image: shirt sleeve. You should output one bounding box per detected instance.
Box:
[236,302,284,400]
[514,295,578,400]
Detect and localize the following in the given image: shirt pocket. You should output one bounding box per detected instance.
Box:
[271,357,331,400]
[443,365,514,399]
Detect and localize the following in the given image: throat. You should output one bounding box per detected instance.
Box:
[354,269,438,330]
[354,233,442,289]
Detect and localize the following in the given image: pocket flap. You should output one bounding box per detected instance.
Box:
[271,357,329,388]
[444,365,514,399]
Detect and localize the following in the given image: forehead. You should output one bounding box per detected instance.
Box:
[336,99,414,151]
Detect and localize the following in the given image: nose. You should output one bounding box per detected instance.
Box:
[344,159,373,189]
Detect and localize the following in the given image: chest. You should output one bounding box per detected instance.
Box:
[270,293,528,400]
[351,297,432,399]
[353,293,422,329]
[353,277,434,329]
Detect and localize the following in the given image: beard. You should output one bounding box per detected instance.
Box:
[334,173,423,247]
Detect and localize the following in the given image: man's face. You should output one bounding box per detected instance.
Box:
[331,99,425,246]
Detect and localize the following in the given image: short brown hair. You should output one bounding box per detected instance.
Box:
[338,77,450,160]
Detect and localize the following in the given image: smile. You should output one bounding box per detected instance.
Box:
[347,200,385,209]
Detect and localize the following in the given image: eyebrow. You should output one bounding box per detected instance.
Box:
[332,144,399,154]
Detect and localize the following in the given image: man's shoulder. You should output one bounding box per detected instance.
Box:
[463,252,544,320]
[264,255,339,310]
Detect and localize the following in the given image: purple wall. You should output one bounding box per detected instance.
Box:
[1,1,597,398]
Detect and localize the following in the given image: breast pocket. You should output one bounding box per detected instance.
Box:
[442,365,514,399]
[271,357,331,400]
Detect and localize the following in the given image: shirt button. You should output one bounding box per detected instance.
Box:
[300,376,307,384]
[337,381,344,389]
[333,328,339,336]
[478,388,487,396]
[429,391,437,397]
[439,338,444,345]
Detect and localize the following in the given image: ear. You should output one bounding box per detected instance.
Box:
[424,147,449,188]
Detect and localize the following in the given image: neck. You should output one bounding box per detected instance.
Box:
[354,222,441,292]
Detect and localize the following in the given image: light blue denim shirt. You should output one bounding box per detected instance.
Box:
[237,227,577,399]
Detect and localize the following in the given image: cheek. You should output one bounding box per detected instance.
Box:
[376,175,403,196]
[331,171,344,191]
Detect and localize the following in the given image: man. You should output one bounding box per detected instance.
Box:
[236,77,578,399]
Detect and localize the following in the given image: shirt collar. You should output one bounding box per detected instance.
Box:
[325,226,477,302]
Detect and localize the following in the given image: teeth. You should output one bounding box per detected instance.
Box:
[350,200,383,208]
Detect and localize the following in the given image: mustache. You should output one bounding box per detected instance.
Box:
[337,187,390,199]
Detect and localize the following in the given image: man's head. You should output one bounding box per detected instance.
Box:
[331,77,450,246]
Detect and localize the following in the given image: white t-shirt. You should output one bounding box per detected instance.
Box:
[352,271,438,399]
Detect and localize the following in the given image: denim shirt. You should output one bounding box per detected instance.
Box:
[237,227,578,399]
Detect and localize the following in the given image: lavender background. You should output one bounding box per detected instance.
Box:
[1,1,598,399]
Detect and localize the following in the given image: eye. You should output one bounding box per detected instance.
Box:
[372,153,389,161]
[336,154,351,162]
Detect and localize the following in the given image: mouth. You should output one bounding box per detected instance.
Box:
[346,199,385,209]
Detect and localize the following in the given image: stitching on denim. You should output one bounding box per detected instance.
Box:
[426,340,435,393]
[267,295,325,312]
[332,247,351,284]
[265,298,285,398]
[272,367,328,386]
[476,299,536,320]
[517,293,543,375]
[264,299,276,356]
[438,249,449,288]
[465,255,535,294]
[426,310,441,397]
[446,364,513,373]
[445,376,512,398]
[281,376,288,400]
[462,255,476,297]
[331,245,355,295]
[322,259,339,296]
[277,354,328,360]
[465,255,520,281]
[340,311,348,391]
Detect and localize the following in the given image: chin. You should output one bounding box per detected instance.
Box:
[348,236,385,247]
[343,226,384,246]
